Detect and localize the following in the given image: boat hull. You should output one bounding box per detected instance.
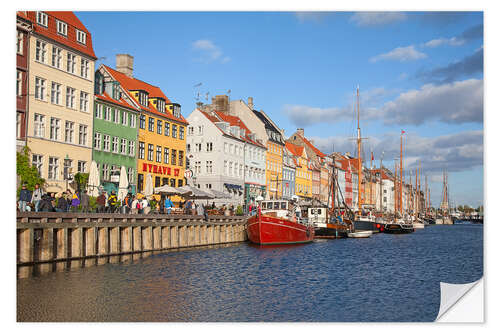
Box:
[314,223,348,238]
[347,230,373,238]
[383,223,414,234]
[247,214,315,245]
[353,219,380,232]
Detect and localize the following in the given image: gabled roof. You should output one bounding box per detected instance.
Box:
[285,142,305,159]
[102,65,188,125]
[252,110,284,144]
[295,133,326,158]
[26,11,96,59]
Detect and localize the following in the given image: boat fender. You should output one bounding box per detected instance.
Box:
[376,224,380,229]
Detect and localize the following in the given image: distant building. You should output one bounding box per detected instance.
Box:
[282,146,296,200]
[16,12,32,152]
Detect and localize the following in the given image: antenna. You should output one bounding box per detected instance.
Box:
[194,82,202,103]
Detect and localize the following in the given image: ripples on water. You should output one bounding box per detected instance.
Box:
[17,225,483,322]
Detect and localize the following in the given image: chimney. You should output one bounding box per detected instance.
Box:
[309,139,314,145]
[215,95,229,113]
[116,54,134,78]
[211,97,216,105]
[297,128,304,137]
[248,97,254,110]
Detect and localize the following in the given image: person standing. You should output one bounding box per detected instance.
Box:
[18,184,32,212]
[80,190,90,213]
[196,202,207,221]
[70,192,80,212]
[141,197,150,214]
[30,183,44,212]
[131,196,139,214]
[107,191,118,213]
[96,192,106,213]
[184,199,193,215]
[164,196,174,214]
[56,193,69,212]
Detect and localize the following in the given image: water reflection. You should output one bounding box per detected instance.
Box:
[17,226,482,322]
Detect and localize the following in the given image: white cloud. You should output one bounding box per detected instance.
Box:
[295,12,332,23]
[381,79,483,125]
[370,45,427,63]
[422,36,465,48]
[350,12,407,26]
[192,39,228,63]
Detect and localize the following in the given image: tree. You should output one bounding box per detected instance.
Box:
[73,172,89,193]
[16,146,45,194]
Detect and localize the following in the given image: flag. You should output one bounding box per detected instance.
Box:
[401,130,405,134]
[371,151,374,161]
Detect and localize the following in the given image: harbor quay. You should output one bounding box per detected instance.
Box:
[17,212,247,268]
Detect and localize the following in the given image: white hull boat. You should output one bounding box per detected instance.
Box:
[347,230,373,238]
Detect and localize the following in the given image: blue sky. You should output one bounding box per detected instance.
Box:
[76,11,484,208]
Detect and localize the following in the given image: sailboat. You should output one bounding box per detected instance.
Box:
[352,86,377,234]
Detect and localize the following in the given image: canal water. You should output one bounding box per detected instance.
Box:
[17,224,483,322]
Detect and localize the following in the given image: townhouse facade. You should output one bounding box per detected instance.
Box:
[281,146,296,200]
[16,12,32,152]
[286,142,312,200]
[25,11,97,193]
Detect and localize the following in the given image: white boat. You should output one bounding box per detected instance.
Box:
[413,222,425,229]
[347,230,373,238]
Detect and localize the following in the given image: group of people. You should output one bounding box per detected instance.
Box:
[18,183,91,213]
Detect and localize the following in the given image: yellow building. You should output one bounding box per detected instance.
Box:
[266,140,283,199]
[104,56,188,192]
[286,142,312,199]
[25,11,96,193]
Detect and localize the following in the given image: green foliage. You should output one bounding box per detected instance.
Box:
[235,205,244,216]
[150,199,157,210]
[74,172,89,192]
[89,196,97,211]
[16,146,45,195]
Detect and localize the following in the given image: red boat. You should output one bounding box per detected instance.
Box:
[247,200,314,245]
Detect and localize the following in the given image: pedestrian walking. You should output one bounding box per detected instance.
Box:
[18,184,32,212]
[164,196,174,214]
[31,183,44,212]
[96,191,106,213]
[80,190,90,213]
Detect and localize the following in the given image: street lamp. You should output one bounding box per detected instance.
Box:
[63,154,72,192]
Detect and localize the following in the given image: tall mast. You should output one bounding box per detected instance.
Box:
[394,159,398,214]
[370,151,373,208]
[379,152,384,212]
[356,86,362,215]
[400,131,404,215]
[425,174,428,216]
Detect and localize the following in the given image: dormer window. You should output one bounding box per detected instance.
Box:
[37,12,48,27]
[173,104,181,118]
[156,99,165,113]
[138,91,149,107]
[56,20,67,36]
[112,82,121,100]
[76,29,86,45]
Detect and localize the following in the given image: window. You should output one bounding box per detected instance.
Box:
[50,118,60,140]
[138,142,145,159]
[80,59,89,79]
[198,125,203,135]
[229,162,233,176]
[127,168,134,183]
[206,160,212,174]
[148,117,154,131]
[35,77,46,101]
[178,179,183,187]
[64,121,74,143]
[128,141,135,156]
[224,143,227,153]
[48,157,59,180]
[113,109,119,123]
[156,146,162,163]
[32,154,43,175]
[224,161,227,175]
[157,120,162,134]
[188,126,194,135]
[80,91,89,112]
[50,82,61,105]
[66,87,75,108]
[187,144,191,153]
[157,99,165,113]
[17,31,23,55]
[102,164,109,181]
[102,134,110,151]
[179,126,184,139]
[56,20,67,36]
[77,161,86,173]
[67,53,76,74]
[179,151,184,167]
[147,144,153,161]
[36,12,48,27]
[16,113,22,138]
[138,91,149,107]
[112,137,119,153]
[104,106,111,121]
[34,114,45,138]
[195,143,201,152]
[194,161,201,174]
[173,105,181,118]
[163,148,170,164]
[170,178,175,187]
[138,174,144,192]
[93,132,101,150]
[120,138,127,154]
[16,71,22,96]
[51,46,62,68]
[172,124,177,138]
[95,104,102,119]
[76,29,86,45]
[206,142,213,152]
[164,122,170,136]
[139,115,146,129]
[130,114,136,128]
[171,149,177,165]
[35,40,47,63]
[121,111,127,126]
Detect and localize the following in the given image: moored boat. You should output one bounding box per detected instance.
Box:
[347,230,373,238]
[247,200,314,245]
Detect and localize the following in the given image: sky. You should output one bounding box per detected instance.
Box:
[76,11,484,208]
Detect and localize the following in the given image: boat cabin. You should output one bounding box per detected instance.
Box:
[308,207,327,224]
[260,200,290,219]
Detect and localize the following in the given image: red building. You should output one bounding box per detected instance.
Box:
[16,12,32,151]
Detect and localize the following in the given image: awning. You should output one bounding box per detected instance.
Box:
[224,183,242,190]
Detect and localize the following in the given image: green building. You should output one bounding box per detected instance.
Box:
[93,65,141,194]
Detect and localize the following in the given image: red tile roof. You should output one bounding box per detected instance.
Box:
[285,142,304,158]
[296,133,326,158]
[26,11,96,59]
[103,65,188,125]
[214,112,265,148]
[95,91,137,111]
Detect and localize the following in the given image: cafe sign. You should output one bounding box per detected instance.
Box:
[141,162,180,177]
